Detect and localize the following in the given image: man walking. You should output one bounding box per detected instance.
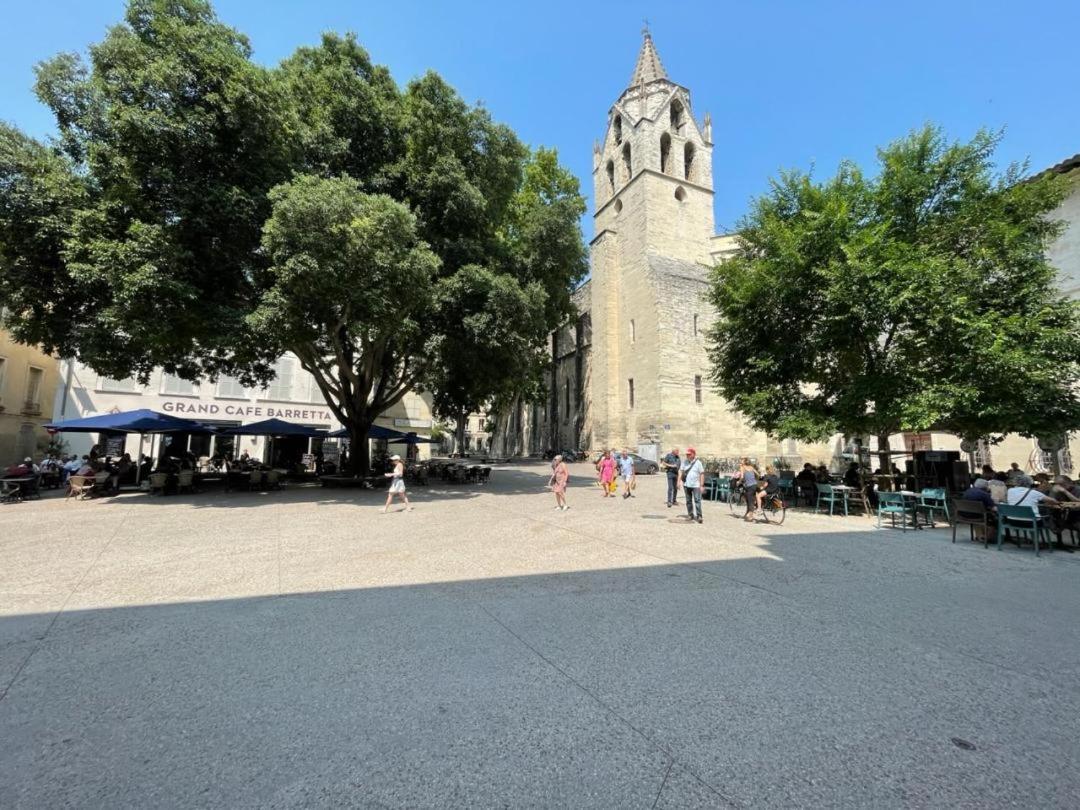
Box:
[678,447,705,523]
[619,449,636,499]
[662,447,680,507]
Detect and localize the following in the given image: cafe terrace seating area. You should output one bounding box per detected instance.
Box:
[700,465,1080,556]
[0,408,470,502]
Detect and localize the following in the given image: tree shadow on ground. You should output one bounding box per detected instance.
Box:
[2,526,1079,807]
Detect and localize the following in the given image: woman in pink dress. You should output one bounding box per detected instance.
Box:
[550,454,570,511]
[597,450,616,498]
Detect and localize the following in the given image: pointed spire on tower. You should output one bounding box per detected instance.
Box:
[628,25,668,88]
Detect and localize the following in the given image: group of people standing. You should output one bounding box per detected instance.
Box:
[661,448,706,524]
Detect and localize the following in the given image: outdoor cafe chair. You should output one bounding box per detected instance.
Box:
[2,478,25,503]
[247,470,264,490]
[952,498,991,548]
[148,472,169,495]
[815,483,848,516]
[917,487,950,527]
[264,470,281,490]
[877,492,914,531]
[177,469,195,494]
[996,503,1051,556]
[478,467,492,484]
[66,475,96,501]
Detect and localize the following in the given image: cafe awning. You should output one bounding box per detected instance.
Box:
[327,424,408,440]
[217,418,326,437]
[388,432,435,444]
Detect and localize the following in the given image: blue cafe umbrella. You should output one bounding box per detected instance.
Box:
[45,408,216,434]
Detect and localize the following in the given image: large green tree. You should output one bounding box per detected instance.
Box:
[427,148,588,450]
[0,1,586,474]
[706,126,1080,466]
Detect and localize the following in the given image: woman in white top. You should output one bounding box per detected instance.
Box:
[382,454,413,513]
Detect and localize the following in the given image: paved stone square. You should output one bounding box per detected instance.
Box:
[1,461,1079,807]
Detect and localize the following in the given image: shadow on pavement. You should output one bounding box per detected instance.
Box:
[2,529,1079,808]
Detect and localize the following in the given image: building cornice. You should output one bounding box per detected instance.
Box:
[590,228,619,246]
[593,169,714,218]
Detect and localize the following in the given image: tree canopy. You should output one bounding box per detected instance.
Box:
[0,0,587,473]
[706,125,1080,457]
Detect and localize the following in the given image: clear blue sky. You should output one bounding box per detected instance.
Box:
[4,0,1079,235]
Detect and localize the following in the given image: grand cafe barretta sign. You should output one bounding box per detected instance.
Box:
[159,399,334,423]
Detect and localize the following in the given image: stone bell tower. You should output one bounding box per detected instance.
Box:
[586,30,718,451]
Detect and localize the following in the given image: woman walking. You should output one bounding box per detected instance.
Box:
[735,458,759,522]
[549,454,570,510]
[597,450,616,498]
[382,454,412,513]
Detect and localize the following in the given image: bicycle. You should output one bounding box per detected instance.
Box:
[756,491,787,524]
[728,481,748,515]
[731,482,787,524]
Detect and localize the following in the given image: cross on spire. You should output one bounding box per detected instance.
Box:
[628,26,668,88]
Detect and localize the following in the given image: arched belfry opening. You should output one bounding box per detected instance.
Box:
[613,115,623,145]
[670,99,685,134]
[683,142,695,182]
[660,133,672,174]
[622,142,632,182]
[605,160,615,194]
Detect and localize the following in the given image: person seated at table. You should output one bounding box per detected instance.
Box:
[1005,474,1058,517]
[843,461,861,488]
[795,463,816,493]
[987,472,1008,504]
[75,456,96,477]
[980,464,996,482]
[814,465,830,483]
[961,478,997,514]
[1006,462,1024,485]
[4,458,34,477]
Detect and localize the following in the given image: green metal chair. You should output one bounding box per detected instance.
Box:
[715,476,731,501]
[778,478,795,502]
[877,492,913,531]
[917,487,949,527]
[996,503,1051,556]
[815,483,848,516]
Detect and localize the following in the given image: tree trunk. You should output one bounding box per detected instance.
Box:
[347,420,372,477]
[877,433,891,474]
[456,411,467,456]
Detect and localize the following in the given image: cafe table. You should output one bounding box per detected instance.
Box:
[830,484,873,516]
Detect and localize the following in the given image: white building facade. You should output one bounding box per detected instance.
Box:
[53,354,435,466]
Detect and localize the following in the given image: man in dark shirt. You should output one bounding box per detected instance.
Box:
[961,478,996,512]
[843,462,861,488]
[662,448,680,508]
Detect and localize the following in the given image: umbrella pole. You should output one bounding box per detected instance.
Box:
[135,433,145,485]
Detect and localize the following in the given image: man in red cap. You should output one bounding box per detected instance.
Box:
[677,447,705,523]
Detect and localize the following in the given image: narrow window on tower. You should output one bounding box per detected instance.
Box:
[564,381,571,419]
[629,319,636,343]
[606,160,615,194]
[622,142,632,182]
[660,133,671,174]
[670,99,685,134]
[693,314,699,336]
[684,143,695,182]
[694,375,703,404]
[628,378,635,409]
[613,115,623,145]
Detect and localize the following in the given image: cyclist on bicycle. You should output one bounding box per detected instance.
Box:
[755,465,781,515]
